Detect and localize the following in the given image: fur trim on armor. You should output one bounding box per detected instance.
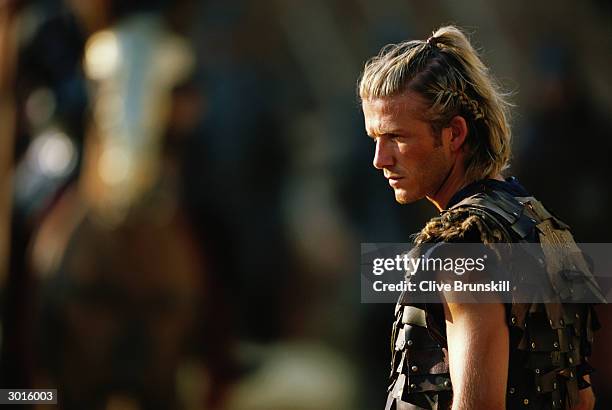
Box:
[415,207,506,244]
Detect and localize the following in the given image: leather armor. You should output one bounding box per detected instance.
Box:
[385,185,600,410]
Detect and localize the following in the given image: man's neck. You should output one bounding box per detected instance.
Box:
[427,171,505,211]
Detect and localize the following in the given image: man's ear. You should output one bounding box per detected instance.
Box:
[447,115,468,152]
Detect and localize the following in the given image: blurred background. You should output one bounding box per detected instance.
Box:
[0,0,611,409]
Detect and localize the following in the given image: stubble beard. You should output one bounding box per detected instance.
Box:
[392,148,452,205]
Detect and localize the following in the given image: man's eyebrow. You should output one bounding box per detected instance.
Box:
[368,129,406,137]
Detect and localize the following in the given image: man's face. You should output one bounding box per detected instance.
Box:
[363,92,453,204]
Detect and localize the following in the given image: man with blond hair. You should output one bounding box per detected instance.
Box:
[359,26,598,410]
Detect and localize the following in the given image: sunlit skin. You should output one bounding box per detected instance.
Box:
[363,91,502,210]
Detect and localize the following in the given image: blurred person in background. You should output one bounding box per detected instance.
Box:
[3,1,358,409]
[2,0,236,408]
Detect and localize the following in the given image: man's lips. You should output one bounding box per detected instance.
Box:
[386,175,403,187]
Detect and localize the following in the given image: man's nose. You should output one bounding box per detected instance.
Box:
[373,138,393,170]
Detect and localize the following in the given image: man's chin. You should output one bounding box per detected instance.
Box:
[393,189,420,204]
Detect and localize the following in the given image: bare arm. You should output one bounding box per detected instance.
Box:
[444,302,509,410]
[571,375,595,410]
